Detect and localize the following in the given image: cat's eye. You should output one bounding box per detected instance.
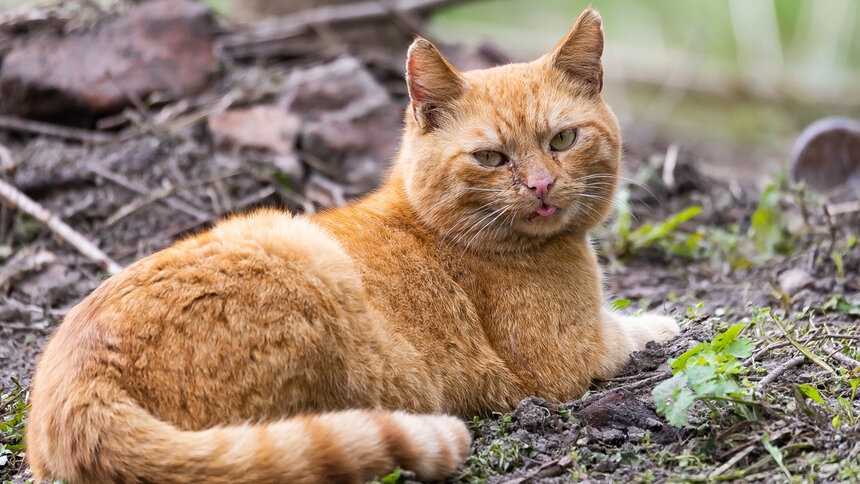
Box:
[550,128,577,152]
[473,150,508,167]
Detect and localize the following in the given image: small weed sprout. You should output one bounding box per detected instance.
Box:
[652,323,755,427]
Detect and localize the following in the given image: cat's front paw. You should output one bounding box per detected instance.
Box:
[641,314,680,344]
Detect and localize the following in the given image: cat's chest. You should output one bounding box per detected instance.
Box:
[460,240,603,328]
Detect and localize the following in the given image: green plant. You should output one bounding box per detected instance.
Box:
[0,382,28,480]
[619,206,703,256]
[455,438,535,483]
[652,323,755,427]
[797,378,860,429]
[749,184,794,255]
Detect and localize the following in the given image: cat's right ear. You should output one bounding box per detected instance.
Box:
[547,7,604,95]
[406,38,468,131]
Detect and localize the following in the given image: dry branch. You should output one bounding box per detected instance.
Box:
[217,0,468,57]
[0,176,122,274]
[755,355,804,393]
[613,371,672,392]
[821,343,860,370]
[502,455,574,484]
[89,164,211,222]
[0,114,114,143]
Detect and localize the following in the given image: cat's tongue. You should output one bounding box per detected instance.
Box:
[536,204,557,216]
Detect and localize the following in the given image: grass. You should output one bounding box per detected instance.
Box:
[0,381,28,483]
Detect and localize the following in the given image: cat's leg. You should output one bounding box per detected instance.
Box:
[594,309,679,379]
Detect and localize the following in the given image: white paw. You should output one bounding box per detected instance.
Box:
[641,314,680,343]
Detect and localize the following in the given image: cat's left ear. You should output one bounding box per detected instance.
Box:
[406,38,468,131]
[547,7,604,94]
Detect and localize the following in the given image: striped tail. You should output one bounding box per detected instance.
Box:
[27,384,472,484]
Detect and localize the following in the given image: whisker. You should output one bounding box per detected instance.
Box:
[463,208,508,254]
[576,193,614,204]
[572,198,603,218]
[462,187,505,192]
[576,174,656,198]
[449,207,505,247]
[439,205,494,248]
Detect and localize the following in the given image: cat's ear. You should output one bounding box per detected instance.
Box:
[406,38,468,130]
[547,7,604,94]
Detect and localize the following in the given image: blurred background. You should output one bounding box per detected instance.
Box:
[2,0,858,182]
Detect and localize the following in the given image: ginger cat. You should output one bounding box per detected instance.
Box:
[27,8,678,484]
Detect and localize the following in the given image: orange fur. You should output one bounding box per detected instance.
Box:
[27,8,678,483]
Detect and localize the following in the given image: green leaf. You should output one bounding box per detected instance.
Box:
[652,374,695,427]
[669,342,705,371]
[762,433,791,479]
[724,338,755,358]
[698,379,740,397]
[665,388,695,427]
[797,384,831,411]
[652,374,688,413]
[629,206,703,250]
[711,324,746,351]
[610,299,631,310]
[380,467,403,484]
[684,364,717,386]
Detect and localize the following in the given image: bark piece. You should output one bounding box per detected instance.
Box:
[0,0,218,125]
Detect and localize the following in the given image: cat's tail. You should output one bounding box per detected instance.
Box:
[27,378,471,484]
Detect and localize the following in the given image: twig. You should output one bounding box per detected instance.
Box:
[773,316,835,374]
[501,455,573,484]
[749,333,860,364]
[662,143,679,191]
[755,355,805,393]
[376,0,442,45]
[163,185,278,240]
[826,201,860,216]
[0,385,27,414]
[0,144,14,172]
[708,446,756,480]
[216,0,468,57]
[0,177,122,274]
[794,184,812,232]
[0,321,43,331]
[822,204,836,256]
[0,114,114,143]
[820,343,860,369]
[597,371,665,383]
[613,371,672,392]
[89,164,213,222]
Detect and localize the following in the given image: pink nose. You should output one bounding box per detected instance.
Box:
[528,176,554,201]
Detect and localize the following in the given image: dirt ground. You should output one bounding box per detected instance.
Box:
[1,2,859,483]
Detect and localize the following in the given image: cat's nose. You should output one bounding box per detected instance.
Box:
[527,176,554,201]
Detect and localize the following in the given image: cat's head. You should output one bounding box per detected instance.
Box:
[396,8,621,253]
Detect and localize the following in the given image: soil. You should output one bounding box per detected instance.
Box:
[1,2,859,483]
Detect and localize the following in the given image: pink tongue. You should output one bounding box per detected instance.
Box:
[537,204,556,216]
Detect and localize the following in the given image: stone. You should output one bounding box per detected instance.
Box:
[208,105,301,155]
[281,57,401,192]
[0,0,217,125]
[790,117,860,193]
[578,389,681,445]
[778,268,814,296]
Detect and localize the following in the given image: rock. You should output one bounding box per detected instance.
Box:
[778,268,814,296]
[578,389,681,445]
[0,0,217,125]
[790,117,860,194]
[208,105,301,156]
[282,57,401,192]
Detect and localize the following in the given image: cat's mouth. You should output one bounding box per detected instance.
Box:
[527,203,558,221]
